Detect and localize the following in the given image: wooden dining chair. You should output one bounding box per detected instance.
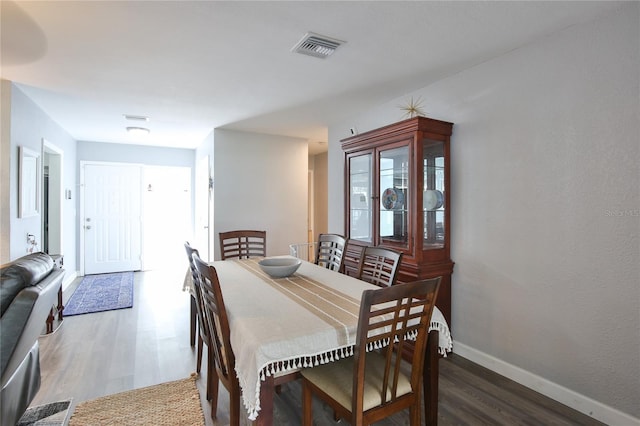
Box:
[184,250,198,348]
[193,252,241,425]
[219,230,266,260]
[341,239,365,276]
[184,242,213,401]
[301,277,441,426]
[356,246,403,287]
[315,233,347,272]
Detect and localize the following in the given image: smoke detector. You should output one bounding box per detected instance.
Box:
[292,32,345,59]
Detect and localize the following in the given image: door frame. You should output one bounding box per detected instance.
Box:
[195,155,212,261]
[308,170,314,243]
[41,138,64,256]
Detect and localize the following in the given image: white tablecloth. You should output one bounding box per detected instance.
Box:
[188,257,452,420]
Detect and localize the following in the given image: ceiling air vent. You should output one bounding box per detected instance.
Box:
[123,114,149,122]
[292,32,345,59]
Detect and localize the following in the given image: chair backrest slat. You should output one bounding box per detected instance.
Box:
[353,277,441,414]
[356,246,403,287]
[219,230,266,260]
[315,233,346,272]
[341,239,365,276]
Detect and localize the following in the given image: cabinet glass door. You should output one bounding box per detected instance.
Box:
[348,153,372,243]
[378,145,409,248]
[423,140,445,248]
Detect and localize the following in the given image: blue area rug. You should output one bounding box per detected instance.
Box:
[63,271,134,316]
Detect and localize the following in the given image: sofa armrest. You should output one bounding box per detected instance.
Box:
[1,268,64,385]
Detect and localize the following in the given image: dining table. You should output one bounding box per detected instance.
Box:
[195,256,453,425]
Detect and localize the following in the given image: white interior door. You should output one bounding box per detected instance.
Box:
[83,162,142,274]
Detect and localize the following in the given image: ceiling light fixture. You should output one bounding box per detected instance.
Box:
[292,32,345,59]
[126,126,150,137]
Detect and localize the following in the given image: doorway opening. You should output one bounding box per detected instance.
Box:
[42,139,63,257]
[142,166,191,271]
[80,162,191,275]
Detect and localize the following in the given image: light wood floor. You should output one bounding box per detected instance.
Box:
[32,267,604,426]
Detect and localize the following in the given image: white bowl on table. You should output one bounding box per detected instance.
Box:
[258,257,302,278]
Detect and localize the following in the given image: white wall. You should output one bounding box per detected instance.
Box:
[213,129,308,259]
[195,130,214,260]
[329,4,639,423]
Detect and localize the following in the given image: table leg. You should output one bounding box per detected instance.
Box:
[253,375,275,426]
[424,329,439,425]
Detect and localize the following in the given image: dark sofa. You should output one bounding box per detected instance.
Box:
[1,252,64,425]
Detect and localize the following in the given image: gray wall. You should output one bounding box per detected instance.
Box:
[4,82,78,277]
[1,80,12,262]
[328,4,639,423]
[77,141,194,167]
[212,128,308,259]
[308,152,329,238]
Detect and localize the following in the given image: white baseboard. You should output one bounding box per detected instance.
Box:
[61,270,77,292]
[453,341,640,426]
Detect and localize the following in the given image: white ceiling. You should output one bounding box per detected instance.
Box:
[1,1,624,155]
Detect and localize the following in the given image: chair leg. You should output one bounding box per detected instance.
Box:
[190,295,197,346]
[208,348,219,411]
[196,335,203,374]
[410,404,420,426]
[302,380,313,426]
[424,330,439,426]
[208,373,219,417]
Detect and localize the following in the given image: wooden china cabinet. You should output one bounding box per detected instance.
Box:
[341,116,454,327]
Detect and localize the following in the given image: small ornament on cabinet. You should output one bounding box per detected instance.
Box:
[398,96,425,119]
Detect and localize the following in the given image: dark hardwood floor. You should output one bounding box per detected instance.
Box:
[31,266,604,426]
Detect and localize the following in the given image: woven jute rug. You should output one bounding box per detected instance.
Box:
[18,400,72,425]
[69,377,204,425]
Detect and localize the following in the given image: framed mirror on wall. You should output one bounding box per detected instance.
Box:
[19,146,41,218]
